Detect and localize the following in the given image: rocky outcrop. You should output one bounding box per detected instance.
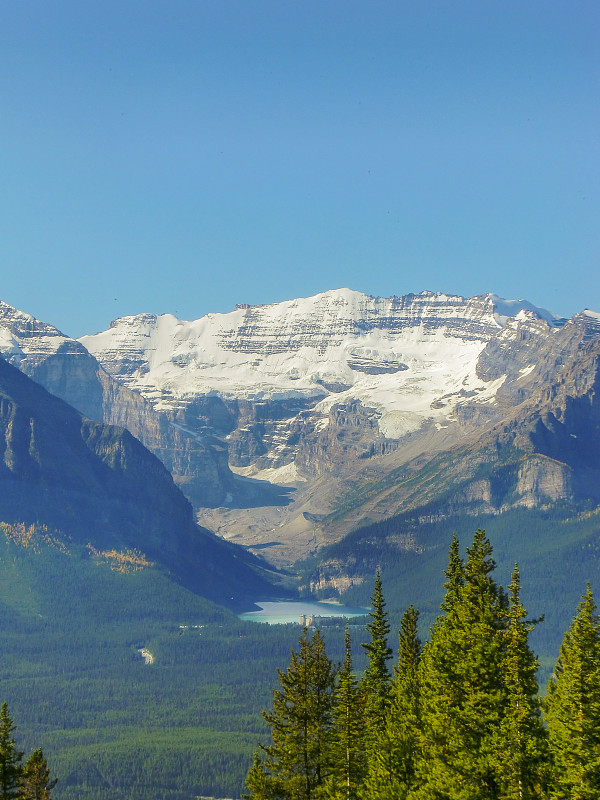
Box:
[293,400,402,478]
[0,302,233,506]
[3,291,600,571]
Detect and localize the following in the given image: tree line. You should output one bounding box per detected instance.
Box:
[0,702,56,800]
[246,529,600,799]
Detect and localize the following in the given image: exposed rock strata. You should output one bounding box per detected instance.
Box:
[3,293,600,571]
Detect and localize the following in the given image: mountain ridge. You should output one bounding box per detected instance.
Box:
[0,301,235,507]
[2,287,599,571]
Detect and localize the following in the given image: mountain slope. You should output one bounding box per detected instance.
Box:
[74,288,572,560]
[291,318,600,539]
[0,355,276,607]
[79,289,560,439]
[0,301,233,506]
[4,289,599,570]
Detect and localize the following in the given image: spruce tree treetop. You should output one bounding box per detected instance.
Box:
[361,568,392,691]
[360,569,393,783]
[494,563,547,800]
[417,529,508,799]
[20,748,57,800]
[440,532,464,614]
[545,584,600,799]
[322,623,365,800]
[464,528,498,593]
[369,604,422,800]
[395,604,421,679]
[245,627,338,800]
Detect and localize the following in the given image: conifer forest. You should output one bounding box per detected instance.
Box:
[246,530,600,800]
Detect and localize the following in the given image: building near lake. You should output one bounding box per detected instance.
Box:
[299,614,346,627]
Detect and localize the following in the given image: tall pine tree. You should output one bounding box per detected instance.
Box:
[360,569,392,733]
[368,604,422,799]
[494,564,547,800]
[416,530,507,800]
[440,532,464,614]
[359,570,393,795]
[545,584,600,799]
[19,749,57,800]
[246,628,338,800]
[320,624,365,800]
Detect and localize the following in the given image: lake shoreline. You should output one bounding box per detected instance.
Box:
[238,599,370,625]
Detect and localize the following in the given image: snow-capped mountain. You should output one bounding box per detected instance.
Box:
[80,289,561,441]
[3,288,600,569]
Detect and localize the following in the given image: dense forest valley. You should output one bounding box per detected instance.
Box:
[2,515,600,798]
[0,523,357,799]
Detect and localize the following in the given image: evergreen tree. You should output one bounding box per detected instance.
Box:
[360,569,392,747]
[0,703,23,800]
[19,749,57,800]
[245,752,284,800]
[545,584,600,799]
[320,624,365,800]
[368,604,422,799]
[416,530,507,800]
[440,532,464,614]
[494,564,547,800]
[245,628,338,800]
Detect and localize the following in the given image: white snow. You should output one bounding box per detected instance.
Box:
[517,364,536,380]
[231,461,306,484]
[0,328,21,356]
[79,289,556,432]
[489,294,560,327]
[1,288,594,457]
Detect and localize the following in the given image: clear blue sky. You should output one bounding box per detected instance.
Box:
[1,1,598,338]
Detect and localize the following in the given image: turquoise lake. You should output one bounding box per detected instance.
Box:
[238,600,370,625]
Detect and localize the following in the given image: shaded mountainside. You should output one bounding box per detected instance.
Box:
[0,301,234,507]
[0,356,277,607]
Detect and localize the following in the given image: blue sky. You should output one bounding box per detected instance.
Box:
[1,1,598,338]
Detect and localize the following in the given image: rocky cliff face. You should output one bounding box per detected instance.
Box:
[3,292,599,571]
[79,289,561,485]
[0,302,233,506]
[74,291,599,565]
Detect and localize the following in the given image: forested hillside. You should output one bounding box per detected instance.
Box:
[0,353,278,607]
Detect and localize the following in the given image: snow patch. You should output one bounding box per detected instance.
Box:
[378,410,424,438]
[583,309,600,321]
[77,289,555,426]
[489,294,561,327]
[231,461,306,484]
[0,328,21,356]
[517,364,536,380]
